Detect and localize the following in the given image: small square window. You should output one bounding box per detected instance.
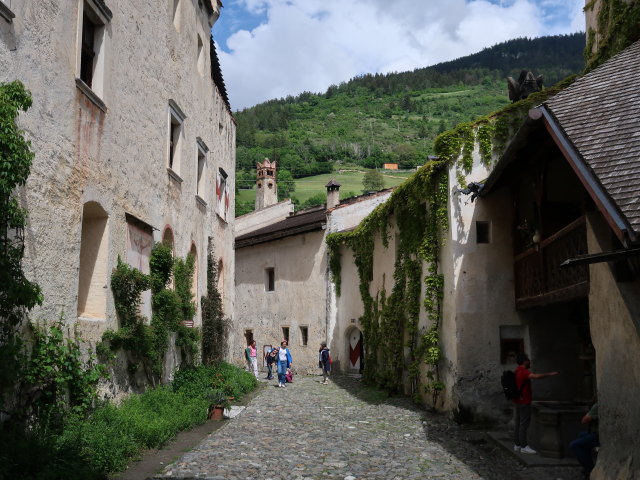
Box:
[265,267,275,292]
[476,221,490,244]
[282,326,289,344]
[500,338,524,364]
[300,326,308,346]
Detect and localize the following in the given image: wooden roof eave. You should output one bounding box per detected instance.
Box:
[539,105,638,247]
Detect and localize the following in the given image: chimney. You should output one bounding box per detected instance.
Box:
[255,158,278,210]
[325,179,341,209]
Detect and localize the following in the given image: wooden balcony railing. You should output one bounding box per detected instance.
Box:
[514,217,589,308]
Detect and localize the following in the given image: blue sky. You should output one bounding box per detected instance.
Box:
[213,0,584,110]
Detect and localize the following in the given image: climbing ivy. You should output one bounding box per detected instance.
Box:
[22,318,106,429]
[0,80,45,420]
[201,243,230,366]
[326,73,581,407]
[327,161,448,402]
[584,0,640,71]
[101,244,199,383]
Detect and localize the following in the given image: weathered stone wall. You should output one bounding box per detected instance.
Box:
[325,190,394,372]
[234,230,327,375]
[0,0,236,391]
[587,212,640,480]
[442,158,522,420]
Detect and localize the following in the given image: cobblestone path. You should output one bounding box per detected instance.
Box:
[153,375,582,480]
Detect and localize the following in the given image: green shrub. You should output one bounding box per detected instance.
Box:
[1,363,256,478]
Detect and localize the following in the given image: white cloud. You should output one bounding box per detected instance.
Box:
[217,0,583,110]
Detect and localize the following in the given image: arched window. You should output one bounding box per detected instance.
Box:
[77,201,109,319]
[162,227,175,251]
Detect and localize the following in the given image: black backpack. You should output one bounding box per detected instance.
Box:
[501,370,524,400]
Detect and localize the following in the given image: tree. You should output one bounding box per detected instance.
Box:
[362,170,384,192]
[277,169,296,201]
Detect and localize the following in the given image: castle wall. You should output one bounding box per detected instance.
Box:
[0,0,235,390]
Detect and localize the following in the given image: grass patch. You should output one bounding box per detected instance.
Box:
[0,363,257,479]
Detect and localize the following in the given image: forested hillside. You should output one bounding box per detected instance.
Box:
[235,33,585,214]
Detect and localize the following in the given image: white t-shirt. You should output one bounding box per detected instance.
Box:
[278,348,288,362]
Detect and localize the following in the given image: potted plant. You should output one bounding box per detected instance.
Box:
[207,390,231,421]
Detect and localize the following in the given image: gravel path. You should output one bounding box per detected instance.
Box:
[153,375,583,480]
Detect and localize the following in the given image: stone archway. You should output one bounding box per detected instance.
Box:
[345,327,364,373]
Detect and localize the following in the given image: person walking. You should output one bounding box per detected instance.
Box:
[318,341,331,384]
[513,353,558,454]
[569,402,599,479]
[265,346,278,380]
[247,340,259,379]
[276,340,292,388]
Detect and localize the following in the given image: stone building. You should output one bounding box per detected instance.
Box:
[233,163,393,374]
[0,0,236,383]
[328,29,639,480]
[476,39,640,479]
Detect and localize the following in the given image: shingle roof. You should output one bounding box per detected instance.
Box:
[544,40,640,236]
[235,206,326,248]
[209,37,231,114]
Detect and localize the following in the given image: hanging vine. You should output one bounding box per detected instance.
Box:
[327,161,448,402]
[100,243,199,384]
[326,73,580,407]
[201,240,230,366]
[584,0,640,71]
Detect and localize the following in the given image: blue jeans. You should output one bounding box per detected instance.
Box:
[266,364,273,379]
[277,360,287,384]
[569,432,599,474]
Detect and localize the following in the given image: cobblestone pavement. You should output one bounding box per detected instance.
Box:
[154,375,583,480]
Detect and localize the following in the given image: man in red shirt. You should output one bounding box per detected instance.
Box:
[513,353,559,454]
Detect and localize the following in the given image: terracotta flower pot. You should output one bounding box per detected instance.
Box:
[209,405,224,421]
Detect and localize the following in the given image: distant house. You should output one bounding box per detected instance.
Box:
[383,163,399,170]
[234,170,393,373]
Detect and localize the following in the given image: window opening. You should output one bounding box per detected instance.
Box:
[282,327,289,344]
[167,101,186,174]
[216,167,229,220]
[172,0,181,29]
[196,138,208,198]
[300,326,308,346]
[197,34,205,76]
[80,13,97,87]
[77,202,109,319]
[125,213,154,320]
[77,1,110,98]
[265,267,275,292]
[244,329,254,346]
[500,338,524,364]
[476,221,490,244]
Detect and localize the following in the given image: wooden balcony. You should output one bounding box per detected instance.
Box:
[514,217,589,309]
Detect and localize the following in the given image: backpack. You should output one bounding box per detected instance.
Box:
[328,353,333,365]
[501,370,523,400]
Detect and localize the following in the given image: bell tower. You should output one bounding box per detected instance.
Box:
[255,158,278,210]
